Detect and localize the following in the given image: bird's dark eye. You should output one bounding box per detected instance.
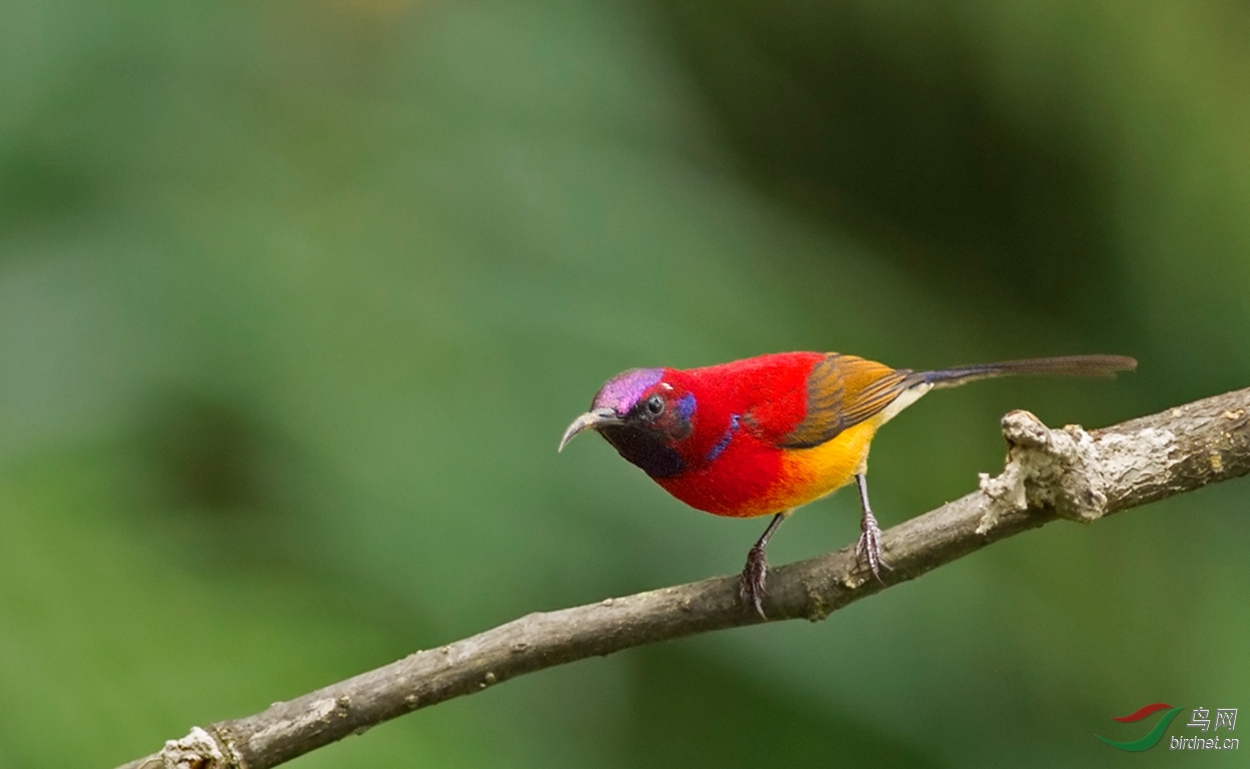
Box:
[645,394,665,415]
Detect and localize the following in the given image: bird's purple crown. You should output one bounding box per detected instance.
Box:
[592,368,663,414]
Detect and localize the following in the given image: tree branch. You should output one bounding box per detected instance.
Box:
[118,387,1250,769]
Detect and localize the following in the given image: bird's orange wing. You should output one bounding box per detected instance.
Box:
[777,354,912,449]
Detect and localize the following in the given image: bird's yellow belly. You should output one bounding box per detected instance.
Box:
[760,419,881,514]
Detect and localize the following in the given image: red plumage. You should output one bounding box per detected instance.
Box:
[653,353,822,516]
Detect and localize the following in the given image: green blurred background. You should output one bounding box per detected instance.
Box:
[1,1,1247,766]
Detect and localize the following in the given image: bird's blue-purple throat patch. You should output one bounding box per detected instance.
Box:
[592,368,663,414]
[676,392,697,420]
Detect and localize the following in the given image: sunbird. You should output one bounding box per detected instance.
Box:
[559,351,1136,617]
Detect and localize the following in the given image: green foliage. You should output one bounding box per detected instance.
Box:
[0,1,1246,766]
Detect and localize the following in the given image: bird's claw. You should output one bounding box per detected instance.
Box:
[854,510,891,583]
[739,545,769,619]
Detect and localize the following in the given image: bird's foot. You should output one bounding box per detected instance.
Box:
[739,545,769,619]
[854,510,891,583]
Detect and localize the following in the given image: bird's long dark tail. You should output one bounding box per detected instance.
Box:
[914,355,1137,389]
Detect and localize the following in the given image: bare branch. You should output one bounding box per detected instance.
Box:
[117,387,1250,769]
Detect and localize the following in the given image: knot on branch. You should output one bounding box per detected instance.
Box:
[152,727,230,769]
[976,410,1109,533]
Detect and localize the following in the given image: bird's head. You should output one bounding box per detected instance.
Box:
[559,367,696,477]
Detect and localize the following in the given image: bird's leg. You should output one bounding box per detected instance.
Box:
[854,473,891,582]
[740,511,789,620]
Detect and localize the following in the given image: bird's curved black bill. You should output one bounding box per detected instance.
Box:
[558,408,620,452]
